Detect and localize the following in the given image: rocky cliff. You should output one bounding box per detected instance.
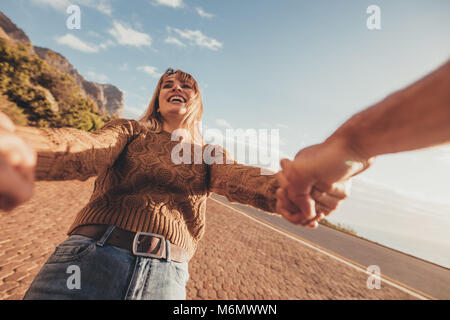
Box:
[33,46,124,117]
[0,11,31,45]
[0,11,123,118]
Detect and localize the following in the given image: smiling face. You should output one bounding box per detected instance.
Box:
[139,68,203,141]
[158,75,196,118]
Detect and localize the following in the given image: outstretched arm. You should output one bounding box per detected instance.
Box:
[278,59,450,224]
[205,144,348,227]
[333,59,450,159]
[206,144,280,213]
[15,118,142,181]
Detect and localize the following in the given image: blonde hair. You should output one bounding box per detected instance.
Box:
[139,68,204,145]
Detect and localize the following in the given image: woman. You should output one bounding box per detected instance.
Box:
[12,68,334,299]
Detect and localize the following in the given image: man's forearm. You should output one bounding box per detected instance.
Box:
[328,59,450,159]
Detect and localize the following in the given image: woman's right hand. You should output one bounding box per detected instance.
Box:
[0,111,36,211]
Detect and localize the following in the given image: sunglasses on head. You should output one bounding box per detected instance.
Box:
[163,68,194,78]
[164,68,177,76]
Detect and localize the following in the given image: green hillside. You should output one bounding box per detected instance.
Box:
[0,38,113,131]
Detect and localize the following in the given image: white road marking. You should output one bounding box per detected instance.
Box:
[210,197,429,300]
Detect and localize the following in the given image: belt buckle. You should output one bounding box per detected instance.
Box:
[132,232,166,259]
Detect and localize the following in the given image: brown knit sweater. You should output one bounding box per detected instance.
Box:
[16,119,280,258]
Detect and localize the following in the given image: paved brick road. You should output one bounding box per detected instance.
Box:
[0,179,416,300]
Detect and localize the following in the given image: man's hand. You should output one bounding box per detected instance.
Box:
[0,111,36,211]
[275,59,450,227]
[275,138,374,226]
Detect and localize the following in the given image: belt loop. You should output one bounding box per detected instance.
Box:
[96,225,116,247]
[165,239,171,262]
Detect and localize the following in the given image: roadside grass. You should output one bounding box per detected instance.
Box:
[319,218,358,237]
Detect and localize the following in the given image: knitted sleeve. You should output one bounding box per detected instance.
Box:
[15,118,140,181]
[205,144,280,214]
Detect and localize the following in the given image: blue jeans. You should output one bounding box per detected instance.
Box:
[23,234,190,300]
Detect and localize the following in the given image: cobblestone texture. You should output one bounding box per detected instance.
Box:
[0,179,416,300]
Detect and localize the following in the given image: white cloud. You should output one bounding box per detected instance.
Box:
[352,177,450,215]
[55,34,99,53]
[98,39,115,50]
[164,36,186,47]
[216,119,233,129]
[87,31,113,48]
[30,0,113,15]
[87,31,101,38]
[167,27,223,51]
[137,66,161,78]
[196,7,214,19]
[55,34,114,53]
[153,0,184,8]
[90,0,113,16]
[109,21,152,47]
[85,71,109,83]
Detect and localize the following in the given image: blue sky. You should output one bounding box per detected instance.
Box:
[2,0,450,266]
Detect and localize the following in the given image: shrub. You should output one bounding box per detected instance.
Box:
[0,94,28,126]
[0,38,110,131]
